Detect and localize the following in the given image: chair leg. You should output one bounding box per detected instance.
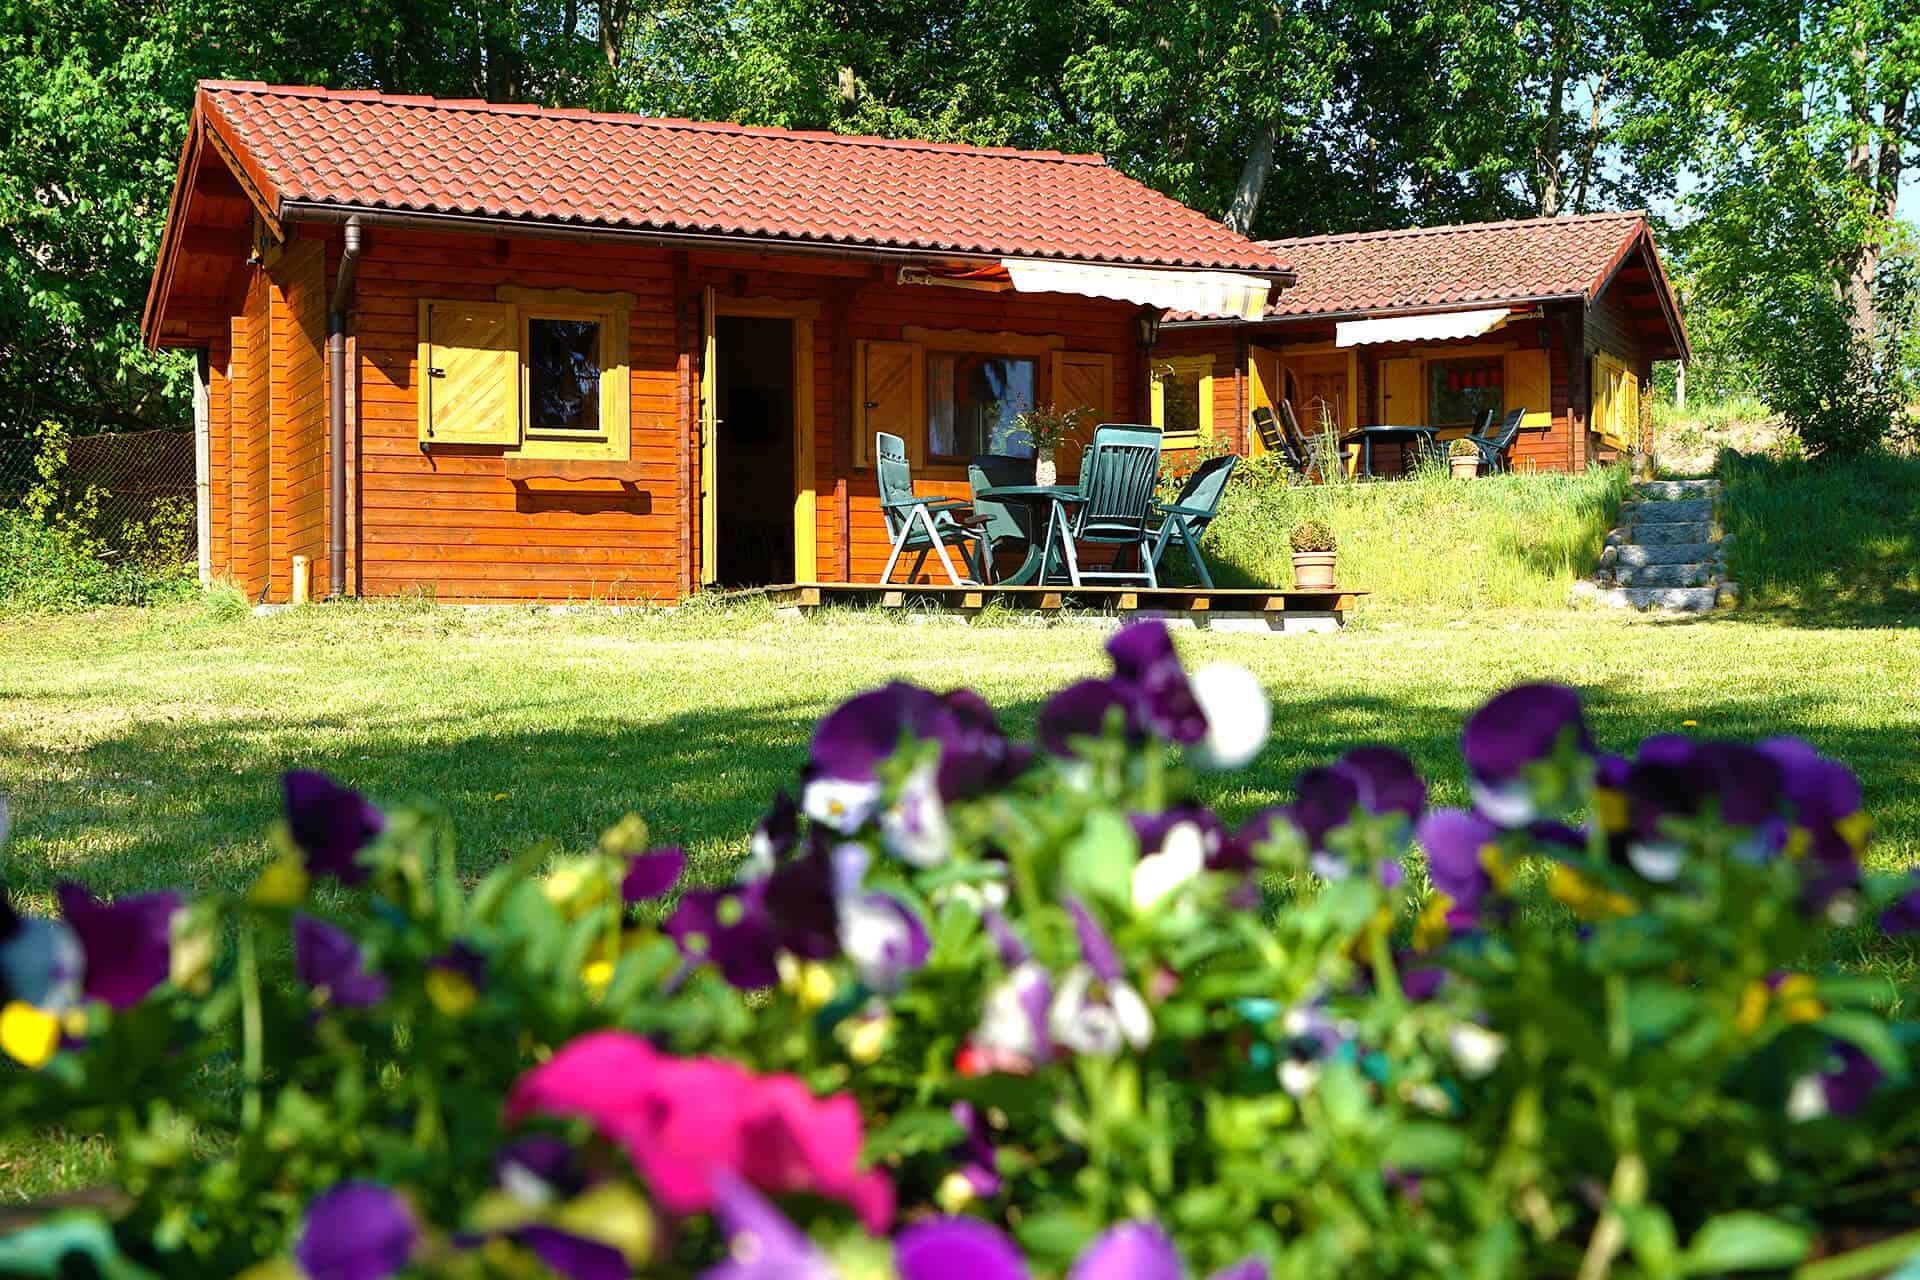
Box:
[880,521,912,584]
[916,506,963,586]
[1181,521,1211,589]
[1140,536,1159,588]
[1059,522,1083,587]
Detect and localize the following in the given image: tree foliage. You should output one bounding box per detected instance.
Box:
[0,0,1913,452]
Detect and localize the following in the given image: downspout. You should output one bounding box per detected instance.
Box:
[192,349,212,586]
[1233,322,1248,452]
[327,217,363,598]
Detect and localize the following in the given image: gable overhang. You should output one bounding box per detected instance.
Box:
[1588,225,1691,364]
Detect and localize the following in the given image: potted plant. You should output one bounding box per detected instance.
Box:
[1014,402,1089,486]
[1449,436,1481,478]
[1289,517,1337,588]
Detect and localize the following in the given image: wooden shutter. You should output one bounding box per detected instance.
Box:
[1592,354,1634,449]
[1049,350,1113,481]
[1378,356,1424,426]
[1503,348,1552,429]
[855,339,920,467]
[417,300,518,445]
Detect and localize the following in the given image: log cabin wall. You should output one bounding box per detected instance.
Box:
[268,236,328,599]
[350,228,683,604]
[227,266,273,599]
[1583,283,1649,465]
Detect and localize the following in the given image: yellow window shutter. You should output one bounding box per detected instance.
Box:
[1379,357,1424,426]
[1624,368,1642,451]
[1503,348,1552,429]
[418,300,519,445]
[1048,350,1113,479]
[855,339,920,468]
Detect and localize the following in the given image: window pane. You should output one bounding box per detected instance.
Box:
[1428,357,1502,427]
[528,318,602,433]
[927,353,1036,458]
[1158,368,1202,436]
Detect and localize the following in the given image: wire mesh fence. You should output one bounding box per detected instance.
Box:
[0,428,198,568]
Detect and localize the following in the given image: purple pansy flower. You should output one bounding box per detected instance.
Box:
[1038,678,1138,757]
[292,915,389,1008]
[1290,747,1428,878]
[1789,1041,1885,1120]
[295,1182,417,1280]
[1880,878,1920,934]
[1107,621,1208,746]
[1460,684,1592,827]
[744,792,799,879]
[283,770,385,886]
[804,683,1023,833]
[517,1227,628,1280]
[948,1101,1003,1200]
[838,891,931,993]
[622,847,686,903]
[702,1171,836,1280]
[969,960,1055,1073]
[1274,1000,1356,1096]
[1048,899,1151,1056]
[496,1134,585,1202]
[880,762,953,868]
[1415,809,1503,932]
[1070,1221,1182,1280]
[0,896,83,1013]
[55,882,180,1011]
[663,881,780,990]
[1338,747,1429,823]
[897,1216,1030,1280]
[934,688,1030,799]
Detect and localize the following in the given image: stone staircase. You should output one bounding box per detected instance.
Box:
[1572,479,1737,614]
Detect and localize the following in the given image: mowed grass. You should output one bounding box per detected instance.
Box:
[1,598,1916,903]
[2,598,1919,1199]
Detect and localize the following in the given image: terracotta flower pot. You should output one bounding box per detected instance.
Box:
[1291,550,1336,590]
[1451,454,1480,479]
[1034,447,1057,488]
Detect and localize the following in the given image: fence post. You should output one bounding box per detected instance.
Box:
[194,349,212,586]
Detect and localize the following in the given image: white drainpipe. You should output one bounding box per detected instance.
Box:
[193,348,212,586]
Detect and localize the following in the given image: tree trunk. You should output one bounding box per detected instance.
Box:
[1225,119,1277,234]
[1535,3,1572,216]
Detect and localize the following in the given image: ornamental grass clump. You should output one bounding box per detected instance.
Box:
[3,621,1919,1278]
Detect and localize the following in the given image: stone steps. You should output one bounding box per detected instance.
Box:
[1577,479,1732,614]
[1610,542,1718,566]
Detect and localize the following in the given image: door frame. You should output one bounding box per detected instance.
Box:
[700,294,820,585]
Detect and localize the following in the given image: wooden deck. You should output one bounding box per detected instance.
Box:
[758,582,1361,630]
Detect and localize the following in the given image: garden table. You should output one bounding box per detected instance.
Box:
[1338,425,1442,477]
[974,483,1084,585]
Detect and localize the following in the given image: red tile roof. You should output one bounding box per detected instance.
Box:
[193,82,1289,273]
[1258,212,1656,317]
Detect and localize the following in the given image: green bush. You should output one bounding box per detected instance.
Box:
[1197,464,1629,609]
[0,508,197,610]
[1719,448,1920,611]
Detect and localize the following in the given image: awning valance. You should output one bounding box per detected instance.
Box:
[1335,307,1511,347]
[1001,258,1273,320]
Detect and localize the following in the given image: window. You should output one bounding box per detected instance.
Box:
[927,352,1037,459]
[1592,352,1640,450]
[1428,356,1503,427]
[525,317,603,435]
[1151,356,1214,448]
[418,287,632,462]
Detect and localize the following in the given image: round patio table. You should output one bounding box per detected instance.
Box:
[1339,425,1442,477]
[975,484,1083,585]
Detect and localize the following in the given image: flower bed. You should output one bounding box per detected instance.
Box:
[2,622,1917,1278]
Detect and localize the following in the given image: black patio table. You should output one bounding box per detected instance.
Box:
[975,483,1083,585]
[1339,425,1443,477]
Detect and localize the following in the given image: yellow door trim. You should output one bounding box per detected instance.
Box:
[700,285,717,586]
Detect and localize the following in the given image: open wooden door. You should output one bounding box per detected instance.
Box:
[700,285,717,586]
[1247,345,1284,455]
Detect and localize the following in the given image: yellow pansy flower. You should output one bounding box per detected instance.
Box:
[248,852,310,908]
[1,1001,62,1069]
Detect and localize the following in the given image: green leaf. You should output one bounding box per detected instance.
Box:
[1817,1011,1910,1080]
[1379,1121,1469,1172]
[1679,1212,1810,1275]
[1622,1203,1679,1279]
[1060,810,1138,907]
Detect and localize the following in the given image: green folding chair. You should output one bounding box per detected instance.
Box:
[1149,452,1237,588]
[877,432,986,585]
[1040,424,1163,587]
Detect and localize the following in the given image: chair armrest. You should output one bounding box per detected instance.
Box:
[880,496,971,513]
[1153,501,1214,519]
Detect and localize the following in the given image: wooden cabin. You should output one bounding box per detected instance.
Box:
[141,82,1287,604]
[1153,214,1690,474]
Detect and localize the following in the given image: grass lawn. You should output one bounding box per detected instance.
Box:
[3,597,1918,1198]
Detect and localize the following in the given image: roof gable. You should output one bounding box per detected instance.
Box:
[188,81,1288,274]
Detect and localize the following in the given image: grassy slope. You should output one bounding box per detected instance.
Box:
[1719,449,1920,614]
[1195,463,1628,609]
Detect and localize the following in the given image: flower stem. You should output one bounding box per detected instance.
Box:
[1795,1228,1920,1280]
[237,924,264,1134]
[1368,918,1403,1006]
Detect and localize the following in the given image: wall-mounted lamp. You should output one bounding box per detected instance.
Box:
[1135,308,1163,350]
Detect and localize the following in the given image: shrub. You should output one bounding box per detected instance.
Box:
[0,508,197,610]
[3,623,1918,1278]
[1448,436,1479,458]
[1288,517,1337,552]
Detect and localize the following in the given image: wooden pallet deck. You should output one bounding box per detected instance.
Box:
[758,582,1361,629]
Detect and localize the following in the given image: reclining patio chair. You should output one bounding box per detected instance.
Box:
[1149,452,1237,588]
[1040,424,1163,587]
[1251,406,1311,475]
[1280,398,1353,480]
[876,431,986,585]
[967,453,1037,585]
[1463,407,1525,473]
